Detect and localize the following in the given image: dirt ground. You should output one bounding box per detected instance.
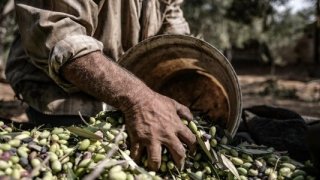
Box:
[0,63,319,122]
[236,63,320,118]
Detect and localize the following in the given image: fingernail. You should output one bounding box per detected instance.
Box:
[180,161,185,171]
[149,161,160,171]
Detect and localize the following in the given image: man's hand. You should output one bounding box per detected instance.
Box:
[61,51,196,171]
[124,91,196,171]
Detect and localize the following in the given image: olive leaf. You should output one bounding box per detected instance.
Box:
[196,135,214,162]
[211,149,224,169]
[288,158,304,168]
[66,167,76,180]
[235,145,273,155]
[220,154,241,180]
[83,126,100,132]
[211,149,219,162]
[204,139,211,151]
[238,148,273,155]
[66,127,102,140]
[220,144,232,150]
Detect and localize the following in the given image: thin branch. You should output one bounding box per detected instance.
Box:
[31,154,50,177]
[58,145,78,162]
[83,125,125,180]
[78,111,91,126]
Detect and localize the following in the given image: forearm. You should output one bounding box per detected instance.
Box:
[61,51,152,111]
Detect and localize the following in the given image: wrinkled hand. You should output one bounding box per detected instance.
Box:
[124,91,197,171]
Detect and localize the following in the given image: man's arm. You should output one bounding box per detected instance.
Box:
[61,51,196,170]
[15,0,196,170]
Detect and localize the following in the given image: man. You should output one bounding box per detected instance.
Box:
[5,0,196,171]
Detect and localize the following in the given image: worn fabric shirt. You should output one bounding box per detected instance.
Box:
[5,0,190,117]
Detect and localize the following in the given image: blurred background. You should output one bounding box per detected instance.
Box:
[182,0,320,118]
[0,0,319,121]
[184,0,317,66]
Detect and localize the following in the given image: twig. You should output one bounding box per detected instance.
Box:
[83,125,125,180]
[119,149,151,176]
[169,169,177,180]
[58,145,78,162]
[78,111,91,126]
[273,157,281,172]
[174,166,181,176]
[105,126,125,158]
[210,163,221,180]
[31,154,50,177]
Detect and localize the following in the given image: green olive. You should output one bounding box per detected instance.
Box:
[188,121,198,134]
[51,160,62,173]
[78,139,91,151]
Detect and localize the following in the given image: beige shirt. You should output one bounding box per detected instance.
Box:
[6,0,189,117]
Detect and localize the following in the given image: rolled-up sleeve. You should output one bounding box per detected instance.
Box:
[15,1,103,92]
[160,0,190,35]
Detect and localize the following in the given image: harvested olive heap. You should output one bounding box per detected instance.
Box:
[0,111,316,179]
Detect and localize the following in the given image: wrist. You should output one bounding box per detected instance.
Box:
[118,84,156,112]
